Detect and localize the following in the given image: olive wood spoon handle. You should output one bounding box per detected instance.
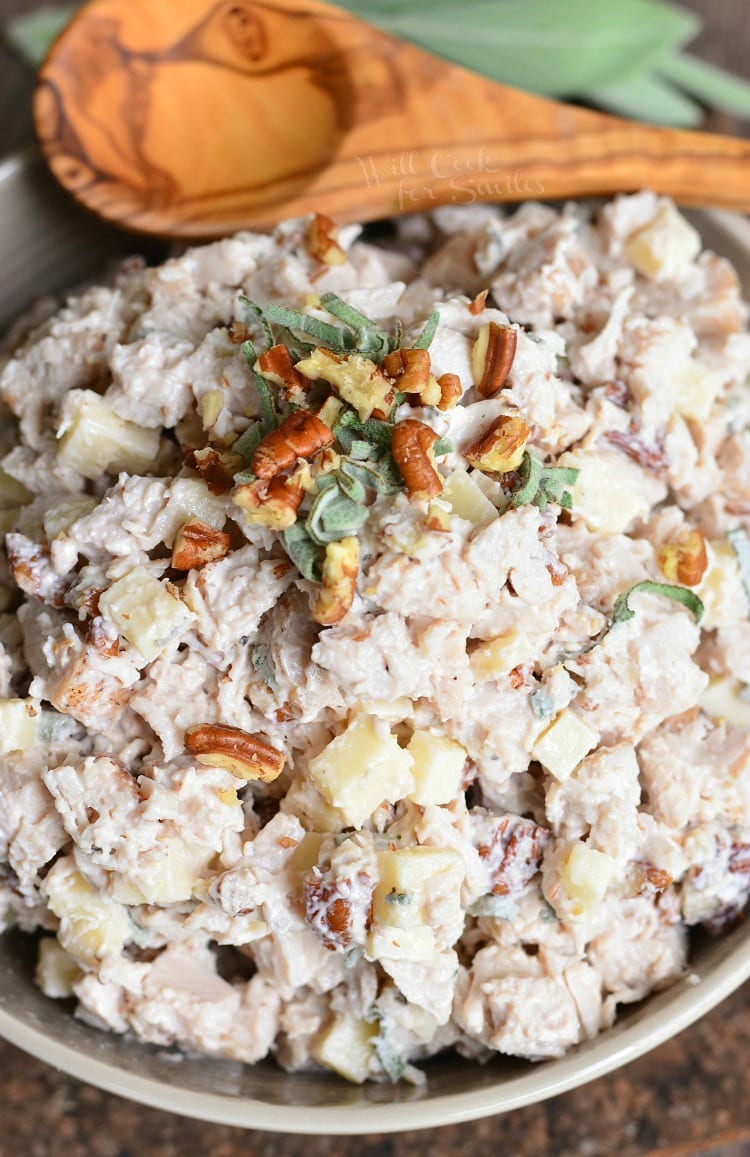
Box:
[35,0,750,239]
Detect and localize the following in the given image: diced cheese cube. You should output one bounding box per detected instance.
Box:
[0,698,41,754]
[111,841,200,905]
[99,566,195,663]
[366,923,438,962]
[699,677,750,729]
[470,630,534,680]
[312,1014,378,1084]
[169,478,227,532]
[559,842,616,919]
[43,496,98,541]
[0,469,30,510]
[624,204,700,281]
[36,938,81,999]
[675,359,723,422]
[533,709,598,781]
[57,391,160,480]
[699,541,746,629]
[372,847,463,932]
[558,450,654,535]
[307,715,414,828]
[406,730,466,806]
[44,867,130,966]
[358,698,414,723]
[441,469,497,529]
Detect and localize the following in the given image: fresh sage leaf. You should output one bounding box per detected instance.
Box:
[250,644,277,690]
[241,341,277,433]
[280,523,325,583]
[413,310,440,351]
[238,295,274,349]
[306,482,368,545]
[612,580,704,625]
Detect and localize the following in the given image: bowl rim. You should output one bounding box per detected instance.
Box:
[0,148,749,1132]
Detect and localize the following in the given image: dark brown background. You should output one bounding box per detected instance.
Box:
[0,2,748,1154]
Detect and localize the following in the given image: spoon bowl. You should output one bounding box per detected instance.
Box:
[35,0,750,238]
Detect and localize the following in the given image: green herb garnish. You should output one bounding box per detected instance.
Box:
[241,341,277,433]
[384,890,413,905]
[511,451,579,512]
[529,688,554,720]
[280,523,325,583]
[306,480,369,545]
[264,304,355,355]
[728,528,750,616]
[413,310,440,351]
[433,436,454,456]
[319,292,393,361]
[612,580,704,625]
[233,422,263,463]
[250,644,277,690]
[238,295,274,349]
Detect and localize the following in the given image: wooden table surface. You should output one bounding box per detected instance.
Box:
[0,2,749,1154]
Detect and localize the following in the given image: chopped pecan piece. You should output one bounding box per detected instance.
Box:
[311,537,359,626]
[475,815,550,897]
[172,519,231,571]
[251,410,334,480]
[184,724,285,782]
[657,529,708,588]
[391,419,442,501]
[88,617,120,657]
[257,344,309,402]
[382,347,440,406]
[472,322,517,398]
[307,212,346,266]
[189,446,244,495]
[468,289,489,316]
[605,427,668,473]
[295,348,392,422]
[6,533,68,608]
[436,373,462,411]
[228,321,250,344]
[232,470,305,530]
[303,870,374,952]
[464,414,531,473]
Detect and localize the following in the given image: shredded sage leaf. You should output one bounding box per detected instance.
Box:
[466,895,519,919]
[612,580,704,625]
[250,644,277,690]
[335,411,395,454]
[374,1033,407,1083]
[241,341,277,433]
[233,422,263,463]
[384,890,413,905]
[530,688,554,720]
[319,292,393,360]
[413,310,440,351]
[511,451,579,512]
[306,481,368,545]
[728,528,750,615]
[264,304,355,355]
[280,523,325,583]
[432,436,454,456]
[238,295,274,349]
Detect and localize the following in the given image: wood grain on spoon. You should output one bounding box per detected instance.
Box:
[35,0,750,239]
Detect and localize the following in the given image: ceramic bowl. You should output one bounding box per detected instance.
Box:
[0,151,749,1133]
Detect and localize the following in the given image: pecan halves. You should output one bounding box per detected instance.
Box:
[171,519,231,571]
[657,529,708,587]
[251,410,334,480]
[311,537,360,626]
[391,419,443,501]
[184,724,285,782]
[382,347,440,406]
[257,344,309,402]
[464,414,531,473]
[307,212,346,266]
[472,322,518,398]
[232,470,305,530]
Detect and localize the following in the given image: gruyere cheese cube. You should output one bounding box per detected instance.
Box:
[372,847,463,931]
[441,469,497,529]
[57,391,160,480]
[0,698,41,754]
[43,496,98,541]
[36,938,81,999]
[358,697,414,723]
[533,709,598,781]
[406,730,466,806]
[558,450,653,535]
[699,541,746,629]
[312,1014,378,1084]
[624,204,700,281]
[44,867,130,966]
[99,566,195,663]
[675,359,723,423]
[699,677,750,729]
[470,630,534,680]
[365,923,438,962]
[307,714,414,828]
[559,842,616,918]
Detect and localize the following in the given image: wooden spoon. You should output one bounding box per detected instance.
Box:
[35,0,750,239]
